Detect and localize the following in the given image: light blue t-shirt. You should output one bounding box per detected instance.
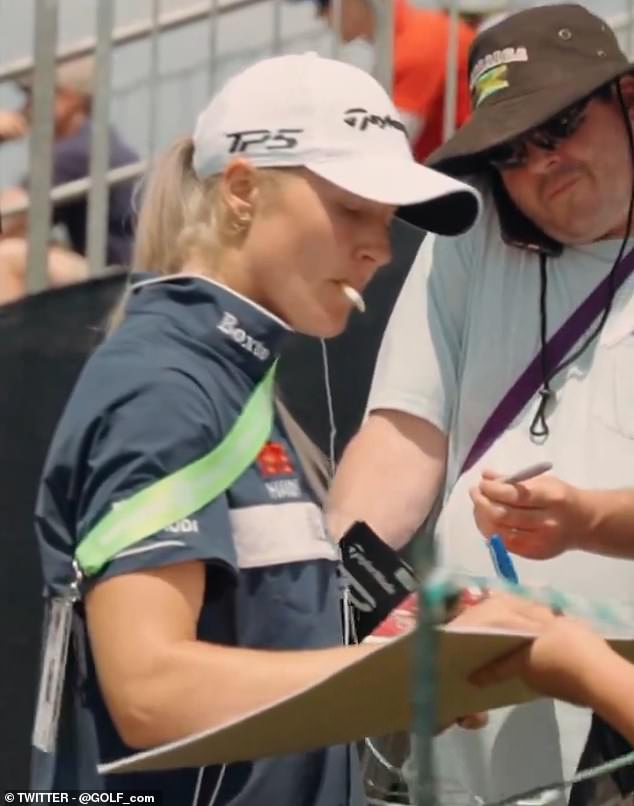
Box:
[369,187,634,803]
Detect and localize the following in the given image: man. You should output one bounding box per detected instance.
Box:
[328,4,634,802]
[0,56,138,303]
[313,0,475,160]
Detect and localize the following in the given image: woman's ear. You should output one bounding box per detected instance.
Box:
[221,158,257,226]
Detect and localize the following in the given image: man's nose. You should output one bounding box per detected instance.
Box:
[524,139,563,175]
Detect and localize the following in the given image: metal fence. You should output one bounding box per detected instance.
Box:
[3,0,634,293]
[0,0,394,292]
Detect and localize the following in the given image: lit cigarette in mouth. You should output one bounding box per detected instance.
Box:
[340,282,366,313]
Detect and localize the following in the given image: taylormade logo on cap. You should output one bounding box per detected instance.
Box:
[343,107,407,135]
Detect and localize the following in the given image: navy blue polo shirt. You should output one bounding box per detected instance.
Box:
[51,120,138,266]
[34,275,365,806]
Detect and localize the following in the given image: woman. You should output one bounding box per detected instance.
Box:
[31,52,481,802]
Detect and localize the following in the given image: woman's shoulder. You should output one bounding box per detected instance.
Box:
[55,341,221,456]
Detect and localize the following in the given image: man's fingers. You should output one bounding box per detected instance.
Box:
[473,492,548,531]
[479,479,540,508]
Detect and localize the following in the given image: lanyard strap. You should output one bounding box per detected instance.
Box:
[75,362,277,578]
[461,244,634,475]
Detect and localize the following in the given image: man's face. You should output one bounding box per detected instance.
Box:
[321,0,370,43]
[22,87,85,138]
[495,88,634,244]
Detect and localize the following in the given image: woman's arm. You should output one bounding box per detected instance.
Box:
[86,560,375,749]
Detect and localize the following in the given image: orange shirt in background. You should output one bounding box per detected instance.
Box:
[393,0,475,162]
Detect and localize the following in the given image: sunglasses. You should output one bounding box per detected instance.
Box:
[487,95,593,170]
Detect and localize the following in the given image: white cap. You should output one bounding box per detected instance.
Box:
[193,53,481,236]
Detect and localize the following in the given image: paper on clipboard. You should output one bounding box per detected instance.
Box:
[100,625,634,775]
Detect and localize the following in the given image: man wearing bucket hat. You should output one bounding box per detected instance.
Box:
[328,3,634,802]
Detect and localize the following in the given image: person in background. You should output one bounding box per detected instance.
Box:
[0,56,138,304]
[311,0,474,161]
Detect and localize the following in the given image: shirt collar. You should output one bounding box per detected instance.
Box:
[127,273,291,381]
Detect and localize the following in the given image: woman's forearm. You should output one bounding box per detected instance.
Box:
[111,640,377,749]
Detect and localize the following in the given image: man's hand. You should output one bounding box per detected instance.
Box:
[0,187,29,238]
[0,110,28,142]
[469,470,591,560]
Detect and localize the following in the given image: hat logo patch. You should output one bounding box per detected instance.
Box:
[473,64,509,107]
[343,107,407,137]
[470,46,528,88]
[225,128,303,154]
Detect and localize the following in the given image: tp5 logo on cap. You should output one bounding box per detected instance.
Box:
[225,128,304,154]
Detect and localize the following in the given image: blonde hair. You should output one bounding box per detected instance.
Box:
[132,137,224,275]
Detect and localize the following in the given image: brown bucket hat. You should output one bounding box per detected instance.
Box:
[428,3,633,176]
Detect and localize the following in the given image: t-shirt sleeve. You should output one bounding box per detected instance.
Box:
[366,231,472,433]
[52,138,90,186]
[393,34,446,119]
[75,368,237,587]
[51,138,92,231]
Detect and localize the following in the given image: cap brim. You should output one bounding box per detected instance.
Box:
[428,62,633,175]
[305,156,481,235]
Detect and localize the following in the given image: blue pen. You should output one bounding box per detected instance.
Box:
[487,533,519,583]
[484,462,553,583]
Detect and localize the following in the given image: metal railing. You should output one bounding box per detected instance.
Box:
[0,0,394,292]
[0,0,273,84]
[2,0,634,289]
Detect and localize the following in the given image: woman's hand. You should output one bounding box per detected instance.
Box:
[468,599,614,707]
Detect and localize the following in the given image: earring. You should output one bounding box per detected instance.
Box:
[231,211,251,234]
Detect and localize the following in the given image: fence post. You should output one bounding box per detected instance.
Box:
[26,0,59,294]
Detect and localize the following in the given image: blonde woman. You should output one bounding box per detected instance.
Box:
[32,53,481,801]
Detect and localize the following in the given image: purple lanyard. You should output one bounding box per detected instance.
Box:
[460,245,634,476]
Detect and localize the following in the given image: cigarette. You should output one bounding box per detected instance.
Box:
[340,282,366,313]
